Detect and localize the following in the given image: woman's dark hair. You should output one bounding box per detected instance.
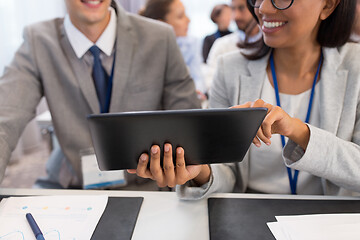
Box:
[139,0,175,21]
[243,0,356,60]
[111,0,117,9]
[210,4,230,23]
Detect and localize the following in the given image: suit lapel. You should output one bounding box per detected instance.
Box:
[109,4,136,112]
[238,55,268,186]
[59,22,100,113]
[237,57,268,191]
[319,48,348,133]
[238,54,269,105]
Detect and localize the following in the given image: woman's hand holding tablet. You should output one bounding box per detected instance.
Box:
[127,144,211,187]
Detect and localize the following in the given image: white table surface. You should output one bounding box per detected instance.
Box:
[0,188,358,240]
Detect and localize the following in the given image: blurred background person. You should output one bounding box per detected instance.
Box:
[204,0,262,93]
[202,4,232,63]
[140,0,207,100]
[350,0,360,42]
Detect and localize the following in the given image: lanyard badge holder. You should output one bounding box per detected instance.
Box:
[269,51,323,194]
[80,148,127,189]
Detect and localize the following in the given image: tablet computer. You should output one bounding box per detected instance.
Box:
[87,108,267,170]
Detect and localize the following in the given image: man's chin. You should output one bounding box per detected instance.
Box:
[235,22,247,31]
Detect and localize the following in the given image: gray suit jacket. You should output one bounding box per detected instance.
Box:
[177,43,360,199]
[0,3,200,187]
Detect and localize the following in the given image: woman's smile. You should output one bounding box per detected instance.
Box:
[262,20,287,33]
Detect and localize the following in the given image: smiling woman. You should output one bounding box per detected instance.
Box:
[132,0,360,198]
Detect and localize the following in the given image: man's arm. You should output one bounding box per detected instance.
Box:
[162,28,201,110]
[0,26,43,182]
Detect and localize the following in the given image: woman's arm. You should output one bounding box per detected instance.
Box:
[233,98,360,193]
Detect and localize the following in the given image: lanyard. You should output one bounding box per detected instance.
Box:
[269,51,323,194]
[102,52,116,113]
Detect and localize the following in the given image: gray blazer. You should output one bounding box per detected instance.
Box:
[0,3,200,186]
[177,43,360,199]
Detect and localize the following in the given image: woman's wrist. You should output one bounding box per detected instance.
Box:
[288,118,310,150]
[193,165,211,186]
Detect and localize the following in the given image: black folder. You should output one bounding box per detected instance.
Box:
[208,197,360,240]
[92,197,143,240]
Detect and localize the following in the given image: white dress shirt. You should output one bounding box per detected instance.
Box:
[248,76,322,195]
[64,8,117,58]
[64,8,117,75]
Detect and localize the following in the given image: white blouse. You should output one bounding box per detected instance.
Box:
[248,76,323,194]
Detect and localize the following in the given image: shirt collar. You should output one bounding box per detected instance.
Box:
[64,7,117,58]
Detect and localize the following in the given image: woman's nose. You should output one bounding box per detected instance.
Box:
[258,0,277,14]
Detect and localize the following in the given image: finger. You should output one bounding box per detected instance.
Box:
[257,124,271,145]
[175,147,188,185]
[127,169,136,174]
[258,102,275,142]
[262,106,284,137]
[163,143,176,187]
[263,103,274,114]
[136,153,153,179]
[250,99,265,108]
[252,136,261,147]
[230,101,252,109]
[251,100,275,116]
[149,145,164,183]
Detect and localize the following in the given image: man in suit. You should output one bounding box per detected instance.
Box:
[0,0,200,189]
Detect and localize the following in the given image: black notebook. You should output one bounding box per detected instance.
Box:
[208,198,360,240]
[91,197,143,240]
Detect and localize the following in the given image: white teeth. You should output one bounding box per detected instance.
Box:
[87,0,101,5]
[263,21,285,28]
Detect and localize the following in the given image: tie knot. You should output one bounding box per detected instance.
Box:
[89,45,101,57]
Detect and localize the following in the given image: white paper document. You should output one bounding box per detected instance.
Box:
[0,195,108,240]
[267,213,360,240]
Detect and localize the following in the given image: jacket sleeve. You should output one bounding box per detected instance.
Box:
[0,26,43,182]
[176,164,236,200]
[283,96,360,193]
[162,28,201,110]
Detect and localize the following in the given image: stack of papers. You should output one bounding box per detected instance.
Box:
[0,195,108,240]
[267,214,360,240]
